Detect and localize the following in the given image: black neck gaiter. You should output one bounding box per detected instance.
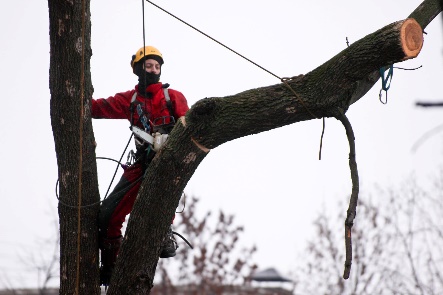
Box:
[134,63,161,96]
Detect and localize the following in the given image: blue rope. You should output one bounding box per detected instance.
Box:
[379,65,394,104]
[379,65,394,91]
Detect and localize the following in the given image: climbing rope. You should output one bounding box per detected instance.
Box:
[103,133,134,198]
[55,158,141,209]
[56,174,144,208]
[145,0,317,119]
[141,0,148,96]
[75,0,87,293]
[55,152,186,213]
[147,0,280,80]
[57,125,134,210]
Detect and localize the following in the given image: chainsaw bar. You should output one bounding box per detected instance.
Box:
[131,126,154,145]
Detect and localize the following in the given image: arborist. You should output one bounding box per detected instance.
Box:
[91,45,189,286]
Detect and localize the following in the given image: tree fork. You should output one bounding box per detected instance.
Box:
[180,18,425,151]
[107,118,209,294]
[109,17,427,293]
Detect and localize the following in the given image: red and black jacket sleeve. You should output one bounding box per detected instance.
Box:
[91,90,134,120]
[169,89,189,120]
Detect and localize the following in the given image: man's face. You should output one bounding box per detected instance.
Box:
[143,58,161,74]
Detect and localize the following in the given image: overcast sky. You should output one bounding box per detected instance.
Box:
[1,0,442,289]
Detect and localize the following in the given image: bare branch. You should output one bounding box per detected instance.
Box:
[335,109,359,280]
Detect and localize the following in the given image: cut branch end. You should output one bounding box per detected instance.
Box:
[401,18,423,59]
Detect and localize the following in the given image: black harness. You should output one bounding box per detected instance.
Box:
[128,84,176,167]
[130,84,175,134]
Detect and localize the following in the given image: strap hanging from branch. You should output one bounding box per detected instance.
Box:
[379,65,394,104]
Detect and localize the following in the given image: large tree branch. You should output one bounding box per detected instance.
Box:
[409,0,443,28]
[108,0,442,292]
[185,18,423,149]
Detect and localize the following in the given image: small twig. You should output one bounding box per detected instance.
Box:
[335,109,360,280]
[318,117,326,160]
[411,122,443,153]
[415,101,443,107]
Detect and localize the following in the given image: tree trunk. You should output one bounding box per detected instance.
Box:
[107,0,442,293]
[48,0,100,294]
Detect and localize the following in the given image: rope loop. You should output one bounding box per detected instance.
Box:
[378,65,394,104]
[379,89,388,104]
[379,65,394,91]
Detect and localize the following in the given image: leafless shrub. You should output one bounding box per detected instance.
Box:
[152,196,258,295]
[294,173,443,295]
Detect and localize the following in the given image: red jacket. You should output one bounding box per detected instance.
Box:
[92,83,189,130]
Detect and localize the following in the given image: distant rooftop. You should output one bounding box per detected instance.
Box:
[251,267,293,282]
[0,284,294,295]
[0,289,105,295]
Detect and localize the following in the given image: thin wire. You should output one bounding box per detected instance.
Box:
[145,0,280,80]
[142,0,147,84]
[75,0,87,293]
[56,175,144,209]
[56,179,144,209]
[103,133,134,198]
[97,157,123,165]
[142,0,146,47]
[56,179,102,208]
[145,0,317,119]
[394,65,422,71]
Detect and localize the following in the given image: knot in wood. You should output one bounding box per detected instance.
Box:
[192,98,216,117]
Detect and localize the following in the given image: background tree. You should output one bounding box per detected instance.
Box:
[0,197,260,294]
[293,173,443,295]
[0,213,60,294]
[21,220,60,295]
[47,0,443,293]
[151,196,258,294]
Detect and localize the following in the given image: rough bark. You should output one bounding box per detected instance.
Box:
[107,1,442,293]
[107,119,208,293]
[48,0,100,294]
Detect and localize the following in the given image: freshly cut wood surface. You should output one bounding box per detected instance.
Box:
[400,18,423,59]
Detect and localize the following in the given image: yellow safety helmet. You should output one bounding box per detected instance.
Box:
[131,46,164,69]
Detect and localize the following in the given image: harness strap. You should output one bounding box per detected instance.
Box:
[131,92,137,103]
[130,92,137,127]
[131,88,174,117]
[129,86,174,132]
[163,87,174,116]
[130,92,150,133]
